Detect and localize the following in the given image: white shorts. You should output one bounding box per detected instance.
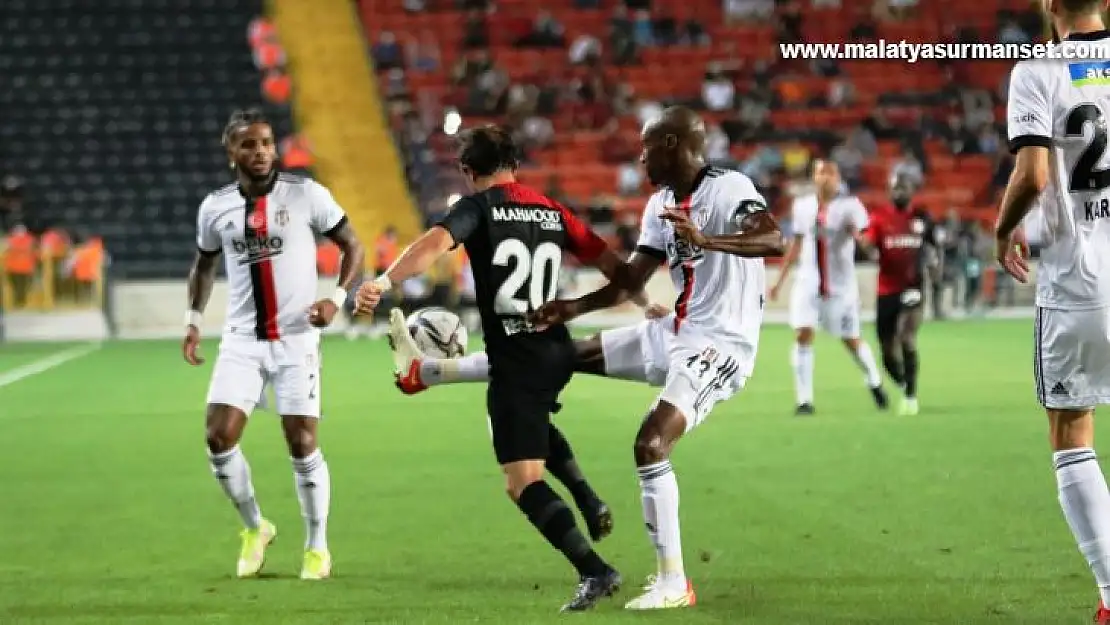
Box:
[599,315,674,386]
[655,329,751,433]
[789,285,861,339]
[1035,306,1110,410]
[206,332,323,418]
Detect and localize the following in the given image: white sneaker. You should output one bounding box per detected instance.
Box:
[624,578,696,610]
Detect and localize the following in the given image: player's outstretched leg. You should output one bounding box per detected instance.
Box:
[504,461,621,612]
[547,424,612,541]
[206,404,276,578]
[281,416,332,580]
[1049,409,1110,622]
[387,308,489,394]
[791,328,815,415]
[842,337,888,409]
[625,402,697,610]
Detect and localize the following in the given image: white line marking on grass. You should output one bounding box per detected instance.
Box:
[0,343,102,389]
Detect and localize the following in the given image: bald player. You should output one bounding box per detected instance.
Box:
[532,106,785,610]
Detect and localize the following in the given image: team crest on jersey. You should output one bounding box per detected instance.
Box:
[911,218,925,234]
[247,211,265,230]
[276,207,289,227]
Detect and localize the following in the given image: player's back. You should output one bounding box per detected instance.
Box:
[1008,42,1110,309]
[452,182,588,381]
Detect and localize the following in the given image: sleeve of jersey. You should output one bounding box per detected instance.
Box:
[558,204,607,262]
[435,197,483,248]
[850,199,869,232]
[634,197,667,261]
[730,189,769,231]
[308,181,348,236]
[1006,63,1053,154]
[195,200,220,255]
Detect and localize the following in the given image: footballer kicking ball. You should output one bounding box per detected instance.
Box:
[406,307,468,358]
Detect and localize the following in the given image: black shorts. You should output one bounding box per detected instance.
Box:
[485,335,576,465]
[876,290,922,341]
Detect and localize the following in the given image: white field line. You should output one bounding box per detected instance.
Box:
[0,343,101,389]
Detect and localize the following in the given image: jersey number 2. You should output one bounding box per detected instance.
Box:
[493,239,562,314]
[1066,103,1110,192]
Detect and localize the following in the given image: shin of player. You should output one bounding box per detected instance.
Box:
[998,6,1110,619]
[769,159,885,414]
[532,106,785,609]
[183,109,365,580]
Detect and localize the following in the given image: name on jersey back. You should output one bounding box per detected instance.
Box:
[492,206,564,232]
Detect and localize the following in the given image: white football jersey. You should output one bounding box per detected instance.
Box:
[1007,34,1110,309]
[196,173,347,339]
[636,166,768,361]
[790,193,868,298]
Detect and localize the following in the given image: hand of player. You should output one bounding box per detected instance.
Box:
[644,303,670,319]
[353,282,383,315]
[183,325,204,366]
[768,282,782,302]
[308,299,339,327]
[529,299,582,330]
[994,226,1031,283]
[660,207,708,248]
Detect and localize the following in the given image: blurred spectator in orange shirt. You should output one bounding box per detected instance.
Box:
[280,135,314,174]
[262,69,292,105]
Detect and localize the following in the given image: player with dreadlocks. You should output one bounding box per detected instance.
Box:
[184,108,365,580]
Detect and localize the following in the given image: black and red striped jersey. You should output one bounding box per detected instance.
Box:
[196,173,347,340]
[437,181,607,368]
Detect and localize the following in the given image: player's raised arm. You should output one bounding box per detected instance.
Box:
[996,61,1052,283]
[184,200,222,365]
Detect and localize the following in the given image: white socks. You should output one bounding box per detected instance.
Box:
[420,352,490,385]
[791,343,814,406]
[852,342,883,388]
[1055,448,1110,606]
[638,460,686,591]
[208,445,262,530]
[292,449,331,552]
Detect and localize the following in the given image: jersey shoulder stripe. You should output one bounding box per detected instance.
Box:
[211,182,238,198]
[277,172,309,185]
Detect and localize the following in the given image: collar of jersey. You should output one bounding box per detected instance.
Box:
[237,170,279,200]
[670,165,712,204]
[1064,29,1110,42]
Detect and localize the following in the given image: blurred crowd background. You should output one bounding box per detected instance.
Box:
[0,0,1044,328]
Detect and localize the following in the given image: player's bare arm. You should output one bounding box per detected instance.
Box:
[994,145,1049,283]
[661,207,785,258]
[183,249,220,365]
[308,221,365,327]
[769,234,803,300]
[532,252,659,328]
[354,226,454,313]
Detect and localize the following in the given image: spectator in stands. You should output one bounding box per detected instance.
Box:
[569,33,603,65]
[847,124,878,159]
[403,0,426,11]
[683,14,709,46]
[253,38,286,71]
[373,32,404,71]
[248,16,277,49]
[781,140,810,179]
[998,11,1032,44]
[632,10,654,46]
[702,63,736,111]
[518,11,566,48]
[827,78,855,108]
[941,114,980,156]
[625,0,651,10]
[830,136,864,189]
[463,10,489,49]
[611,83,635,116]
[706,124,734,168]
[776,2,804,45]
[617,161,644,197]
[576,0,601,8]
[811,56,841,78]
[408,31,441,73]
[725,0,774,24]
[519,113,555,153]
[651,8,679,46]
[601,119,638,164]
[849,11,878,41]
[609,5,639,65]
[262,68,291,105]
[281,134,314,174]
[0,175,25,232]
[812,0,841,7]
[892,149,924,186]
[775,73,808,109]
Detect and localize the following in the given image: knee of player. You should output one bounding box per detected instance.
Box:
[283,426,318,458]
[633,430,671,465]
[900,336,917,352]
[205,424,238,454]
[795,328,814,345]
[1048,409,1096,451]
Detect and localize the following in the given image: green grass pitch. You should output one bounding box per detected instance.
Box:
[0,319,1103,624]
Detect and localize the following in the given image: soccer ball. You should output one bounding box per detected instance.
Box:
[406,307,468,358]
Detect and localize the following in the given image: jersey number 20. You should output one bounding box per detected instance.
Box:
[1066,103,1110,192]
[493,239,562,314]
